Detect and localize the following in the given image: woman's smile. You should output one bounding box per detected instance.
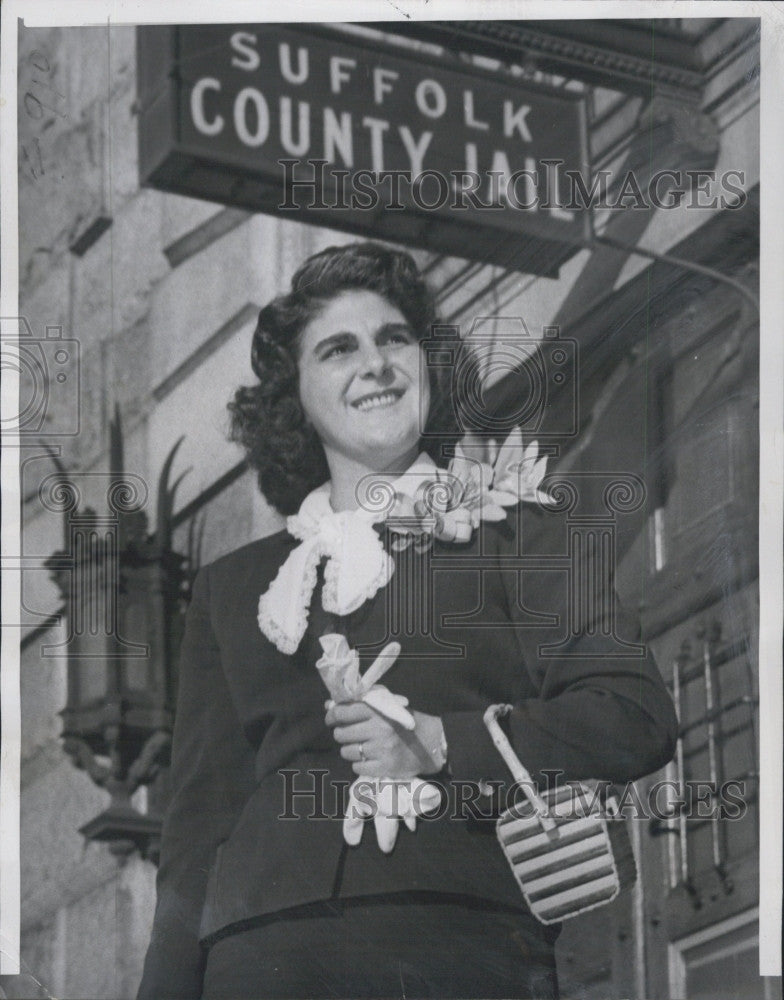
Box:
[297,289,430,470]
[351,388,405,412]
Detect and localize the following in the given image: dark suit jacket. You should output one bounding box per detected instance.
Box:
[138,501,678,999]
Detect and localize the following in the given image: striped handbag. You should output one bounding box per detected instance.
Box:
[483,704,637,925]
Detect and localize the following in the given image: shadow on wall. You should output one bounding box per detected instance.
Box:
[0,974,56,999]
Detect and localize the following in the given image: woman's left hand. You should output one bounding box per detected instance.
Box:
[325,700,447,778]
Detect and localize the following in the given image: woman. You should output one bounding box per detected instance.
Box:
[138,241,678,999]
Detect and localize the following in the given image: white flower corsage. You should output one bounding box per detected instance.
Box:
[389,428,555,547]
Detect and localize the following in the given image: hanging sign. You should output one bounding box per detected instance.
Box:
[137,24,591,275]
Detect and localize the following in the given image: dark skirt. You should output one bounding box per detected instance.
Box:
[201,893,559,1000]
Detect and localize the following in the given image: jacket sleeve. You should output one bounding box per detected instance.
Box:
[440,505,679,790]
[137,566,256,1000]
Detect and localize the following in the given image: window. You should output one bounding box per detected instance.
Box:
[668,909,780,1000]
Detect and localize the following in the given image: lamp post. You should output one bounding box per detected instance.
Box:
[45,408,199,861]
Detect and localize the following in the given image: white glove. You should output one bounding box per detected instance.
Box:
[343,777,443,853]
[317,634,415,730]
[317,635,442,851]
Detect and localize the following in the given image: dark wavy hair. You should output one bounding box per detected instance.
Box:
[228,241,466,515]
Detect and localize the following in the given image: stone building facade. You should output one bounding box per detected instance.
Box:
[12,17,767,1000]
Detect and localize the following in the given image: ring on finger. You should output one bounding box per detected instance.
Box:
[358,742,366,762]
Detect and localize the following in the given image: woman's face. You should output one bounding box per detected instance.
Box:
[297,289,430,471]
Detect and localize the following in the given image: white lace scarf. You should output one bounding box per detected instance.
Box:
[257,456,436,655]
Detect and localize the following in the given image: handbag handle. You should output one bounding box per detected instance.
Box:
[483,704,557,832]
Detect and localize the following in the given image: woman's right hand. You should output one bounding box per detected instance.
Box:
[325,700,447,779]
